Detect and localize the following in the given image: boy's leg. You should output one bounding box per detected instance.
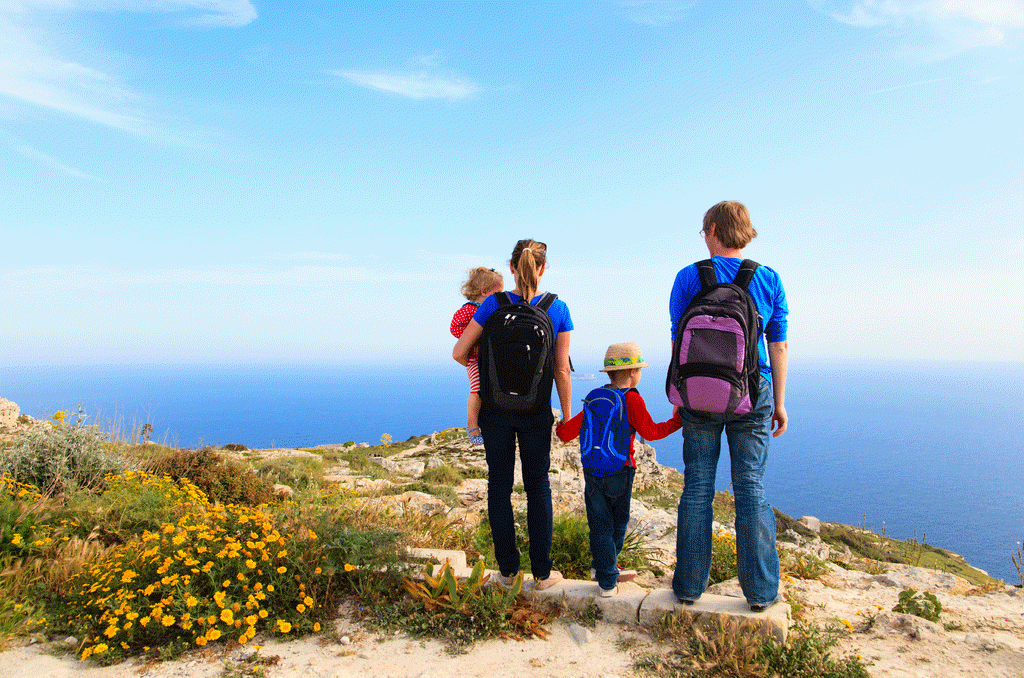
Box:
[610,466,636,560]
[727,377,779,607]
[480,411,520,577]
[584,472,617,591]
[672,414,725,602]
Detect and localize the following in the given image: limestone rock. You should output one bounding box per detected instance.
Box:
[799,515,821,532]
[0,398,18,430]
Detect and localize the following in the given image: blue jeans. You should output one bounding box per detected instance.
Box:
[479,408,554,579]
[672,376,779,606]
[584,465,635,591]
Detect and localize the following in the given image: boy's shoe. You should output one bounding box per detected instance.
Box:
[590,566,638,583]
[534,570,563,590]
[599,585,618,598]
[675,595,699,606]
[467,427,484,446]
[749,596,783,613]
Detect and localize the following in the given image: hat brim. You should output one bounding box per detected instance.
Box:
[600,362,649,372]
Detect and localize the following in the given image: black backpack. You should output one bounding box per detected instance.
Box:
[478,292,557,415]
[666,259,762,416]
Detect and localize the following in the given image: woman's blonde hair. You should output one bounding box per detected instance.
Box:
[510,239,547,302]
[703,200,757,250]
[461,267,504,301]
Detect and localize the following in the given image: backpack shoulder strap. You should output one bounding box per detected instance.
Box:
[732,259,760,291]
[535,292,557,311]
[495,291,513,307]
[696,260,718,289]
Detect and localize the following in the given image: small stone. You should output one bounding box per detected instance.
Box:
[339,635,351,645]
[568,622,594,646]
[64,636,78,646]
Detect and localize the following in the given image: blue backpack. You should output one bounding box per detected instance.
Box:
[579,386,635,477]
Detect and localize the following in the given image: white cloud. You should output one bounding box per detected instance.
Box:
[869,75,952,92]
[6,136,106,180]
[616,0,697,26]
[0,1,256,139]
[331,70,481,101]
[811,0,1024,51]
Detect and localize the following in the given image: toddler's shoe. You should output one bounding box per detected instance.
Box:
[467,427,484,446]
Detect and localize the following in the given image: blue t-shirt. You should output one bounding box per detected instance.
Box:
[473,291,573,338]
[669,257,788,379]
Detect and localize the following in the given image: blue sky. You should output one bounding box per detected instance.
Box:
[1,0,1021,369]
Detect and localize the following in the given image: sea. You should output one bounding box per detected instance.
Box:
[3,359,1022,583]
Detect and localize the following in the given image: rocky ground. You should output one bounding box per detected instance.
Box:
[2,414,1023,677]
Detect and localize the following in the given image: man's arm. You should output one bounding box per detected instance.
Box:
[768,341,788,437]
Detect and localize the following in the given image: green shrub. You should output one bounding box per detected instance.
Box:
[420,465,464,487]
[893,588,941,622]
[147,447,274,506]
[0,408,133,495]
[256,456,324,495]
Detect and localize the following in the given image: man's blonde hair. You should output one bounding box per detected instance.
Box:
[704,200,757,250]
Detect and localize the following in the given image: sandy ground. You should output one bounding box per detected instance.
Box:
[1,614,644,678]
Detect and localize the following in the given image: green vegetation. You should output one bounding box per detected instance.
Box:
[893,588,942,622]
[638,614,869,678]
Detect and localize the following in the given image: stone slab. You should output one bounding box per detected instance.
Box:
[526,578,648,624]
[405,548,468,571]
[639,589,790,643]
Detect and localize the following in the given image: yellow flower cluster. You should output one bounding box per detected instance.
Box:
[52,471,332,662]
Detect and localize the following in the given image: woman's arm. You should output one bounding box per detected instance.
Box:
[553,330,572,419]
[768,340,788,437]
[453,320,483,366]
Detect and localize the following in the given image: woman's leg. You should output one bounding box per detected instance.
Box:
[516,420,554,579]
[480,412,520,577]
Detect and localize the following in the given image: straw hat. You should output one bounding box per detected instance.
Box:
[600,342,650,372]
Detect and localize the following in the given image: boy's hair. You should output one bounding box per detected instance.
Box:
[510,239,547,302]
[609,368,638,388]
[704,200,757,250]
[461,267,504,300]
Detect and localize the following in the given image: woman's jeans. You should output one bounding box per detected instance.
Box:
[584,465,635,591]
[479,408,554,579]
[672,377,779,606]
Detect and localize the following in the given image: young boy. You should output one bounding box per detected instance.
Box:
[556,342,682,596]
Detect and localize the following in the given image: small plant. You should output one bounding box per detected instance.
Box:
[403,559,519,612]
[781,550,829,580]
[709,532,738,585]
[1012,539,1024,588]
[906,529,928,566]
[380,433,393,447]
[893,588,942,622]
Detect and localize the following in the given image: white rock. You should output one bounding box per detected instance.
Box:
[0,398,18,429]
[569,623,594,645]
[799,515,821,532]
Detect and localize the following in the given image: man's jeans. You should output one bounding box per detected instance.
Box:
[584,465,635,591]
[480,408,554,580]
[672,376,779,606]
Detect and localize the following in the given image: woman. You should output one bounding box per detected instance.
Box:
[453,239,572,590]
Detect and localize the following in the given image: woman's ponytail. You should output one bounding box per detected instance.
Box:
[510,239,547,303]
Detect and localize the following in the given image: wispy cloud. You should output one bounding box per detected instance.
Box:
[870,75,953,93]
[2,132,106,181]
[811,0,1024,53]
[617,0,697,26]
[0,1,256,139]
[331,69,482,101]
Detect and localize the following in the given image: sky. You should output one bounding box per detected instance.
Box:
[1,0,1022,369]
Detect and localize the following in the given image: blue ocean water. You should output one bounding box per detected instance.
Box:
[2,360,1022,583]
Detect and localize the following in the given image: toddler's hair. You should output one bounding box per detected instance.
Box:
[461,267,504,300]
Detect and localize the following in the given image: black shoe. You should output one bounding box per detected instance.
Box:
[749,596,782,612]
[676,595,698,606]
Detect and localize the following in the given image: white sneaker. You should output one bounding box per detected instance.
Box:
[599,585,618,597]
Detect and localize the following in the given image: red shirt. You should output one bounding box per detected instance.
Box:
[556,389,682,467]
[450,302,478,338]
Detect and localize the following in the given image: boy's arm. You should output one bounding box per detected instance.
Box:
[555,409,584,443]
[625,391,682,441]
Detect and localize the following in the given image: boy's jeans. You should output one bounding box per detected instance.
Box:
[480,408,554,580]
[672,377,779,606]
[585,465,636,591]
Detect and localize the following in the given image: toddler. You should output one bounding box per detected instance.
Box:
[450,266,504,445]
